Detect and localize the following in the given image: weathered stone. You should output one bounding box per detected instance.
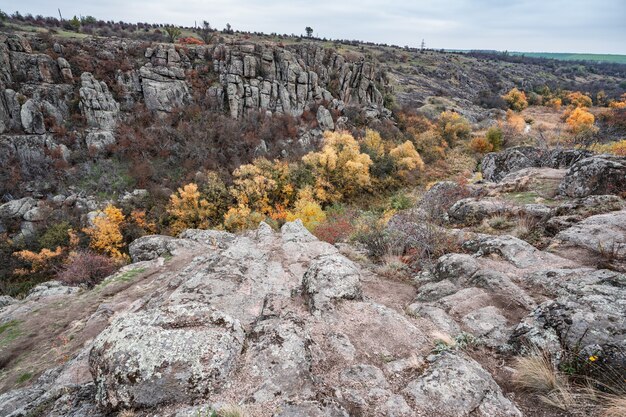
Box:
[85,130,115,150]
[316,105,334,130]
[404,353,522,416]
[0,197,36,219]
[511,269,626,377]
[448,197,510,224]
[20,99,45,134]
[462,306,510,347]
[178,228,236,248]
[415,279,458,302]
[242,317,315,403]
[482,146,544,182]
[79,72,120,131]
[140,63,190,112]
[482,146,590,183]
[89,304,245,410]
[302,253,362,312]
[26,281,80,300]
[128,234,202,262]
[0,295,16,309]
[550,209,626,265]
[558,154,626,198]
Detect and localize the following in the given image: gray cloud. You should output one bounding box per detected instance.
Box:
[5,0,625,54]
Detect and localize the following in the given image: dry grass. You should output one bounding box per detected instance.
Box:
[512,215,538,239]
[602,395,626,417]
[118,411,136,417]
[512,350,576,410]
[486,214,514,230]
[377,253,409,279]
[218,404,249,417]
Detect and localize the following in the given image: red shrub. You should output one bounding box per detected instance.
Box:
[313,212,355,244]
[57,250,119,287]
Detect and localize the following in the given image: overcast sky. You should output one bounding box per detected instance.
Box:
[5,0,626,54]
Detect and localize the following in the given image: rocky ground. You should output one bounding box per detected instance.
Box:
[1,148,625,416]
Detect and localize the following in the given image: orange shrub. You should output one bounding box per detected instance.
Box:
[178,37,204,45]
[469,136,493,154]
[84,204,128,260]
[566,91,593,108]
[566,107,595,134]
[13,247,64,275]
[502,88,528,112]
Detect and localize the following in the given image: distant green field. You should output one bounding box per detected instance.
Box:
[509,52,626,64]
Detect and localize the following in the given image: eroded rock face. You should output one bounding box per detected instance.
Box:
[206,42,386,118]
[558,154,626,198]
[79,72,120,131]
[140,45,191,113]
[89,303,245,410]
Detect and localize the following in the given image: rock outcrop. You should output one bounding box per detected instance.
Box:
[481,146,592,182]
[558,154,626,198]
[0,220,523,416]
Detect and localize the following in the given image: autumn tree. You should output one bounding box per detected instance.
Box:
[84,204,128,260]
[167,183,215,235]
[389,140,425,178]
[229,159,296,218]
[566,91,592,108]
[222,205,265,232]
[436,111,471,148]
[469,136,493,154]
[13,247,64,275]
[285,187,326,231]
[302,131,372,203]
[566,107,595,134]
[547,97,562,110]
[502,88,528,112]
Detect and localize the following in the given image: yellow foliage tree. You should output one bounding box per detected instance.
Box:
[285,187,326,231]
[230,159,295,219]
[167,183,215,235]
[566,107,595,134]
[302,131,372,203]
[84,204,127,260]
[436,111,471,148]
[362,129,385,157]
[502,88,528,112]
[566,91,593,108]
[222,205,265,232]
[131,209,157,234]
[389,140,425,178]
